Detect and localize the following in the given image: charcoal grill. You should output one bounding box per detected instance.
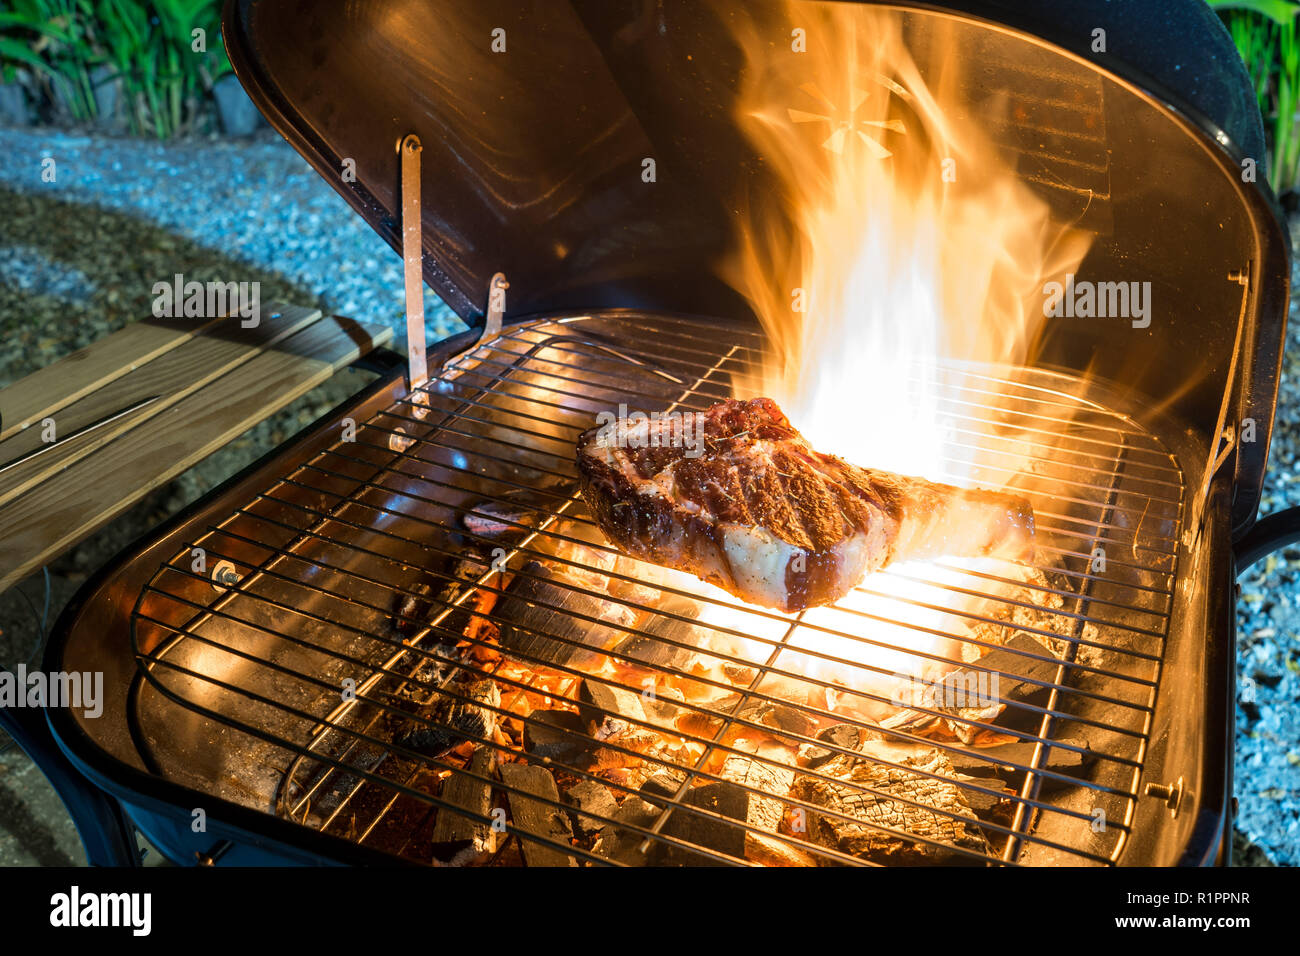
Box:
[12,0,1293,866]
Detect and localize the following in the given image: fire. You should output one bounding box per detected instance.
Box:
[699,5,1093,694]
[726,5,1090,473]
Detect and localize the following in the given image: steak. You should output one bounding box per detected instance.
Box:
[575,398,1033,611]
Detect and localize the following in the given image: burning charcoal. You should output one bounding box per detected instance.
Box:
[938,700,1005,745]
[722,662,758,685]
[564,780,619,839]
[545,539,618,592]
[952,778,1018,817]
[389,558,488,638]
[720,755,793,833]
[641,768,810,866]
[391,579,439,638]
[523,710,590,762]
[745,832,819,867]
[963,567,1073,661]
[496,562,629,667]
[946,738,1092,791]
[594,796,661,865]
[396,679,500,758]
[798,723,870,769]
[578,678,647,739]
[585,725,663,771]
[677,693,815,741]
[608,570,661,608]
[499,762,577,867]
[790,750,990,865]
[639,768,689,803]
[643,686,686,728]
[743,699,817,739]
[963,633,1061,706]
[877,707,940,735]
[650,780,750,865]
[430,745,500,863]
[611,600,703,669]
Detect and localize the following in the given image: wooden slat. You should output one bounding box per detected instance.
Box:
[0,315,392,593]
[0,305,324,508]
[0,312,231,443]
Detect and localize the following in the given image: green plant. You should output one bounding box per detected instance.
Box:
[0,0,100,121]
[0,0,232,136]
[1275,12,1300,192]
[1211,0,1300,195]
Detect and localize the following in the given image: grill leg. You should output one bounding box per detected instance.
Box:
[0,703,140,866]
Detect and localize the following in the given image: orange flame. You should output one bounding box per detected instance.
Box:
[700,6,1094,693]
[726,6,1092,480]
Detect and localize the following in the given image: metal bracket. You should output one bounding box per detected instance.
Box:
[443,272,508,378]
[1187,263,1252,546]
[399,134,428,390]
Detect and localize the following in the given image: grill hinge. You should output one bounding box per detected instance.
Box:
[443,272,508,380]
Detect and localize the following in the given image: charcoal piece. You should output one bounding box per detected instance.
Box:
[594,796,662,865]
[790,750,989,865]
[798,723,870,768]
[500,763,577,867]
[389,557,487,638]
[961,633,1061,706]
[650,781,750,866]
[564,780,619,838]
[938,700,1005,745]
[642,687,686,728]
[611,601,703,669]
[431,745,500,862]
[396,680,500,758]
[744,832,819,867]
[872,634,1061,739]
[642,769,809,866]
[954,779,1018,817]
[495,561,627,667]
[584,726,663,771]
[743,699,817,738]
[639,768,690,804]
[722,662,758,685]
[946,738,1092,791]
[578,678,647,739]
[719,755,793,833]
[523,710,590,762]
[674,693,814,741]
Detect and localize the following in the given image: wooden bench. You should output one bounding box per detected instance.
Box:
[0,303,395,593]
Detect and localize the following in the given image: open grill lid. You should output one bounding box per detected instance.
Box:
[224,0,1274,321]
[223,0,1288,534]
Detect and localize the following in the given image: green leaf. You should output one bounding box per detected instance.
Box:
[1208,0,1300,24]
[0,36,58,76]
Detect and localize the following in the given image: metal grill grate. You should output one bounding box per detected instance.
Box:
[129,313,1183,866]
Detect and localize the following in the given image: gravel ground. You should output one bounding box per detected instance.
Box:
[0,124,1296,866]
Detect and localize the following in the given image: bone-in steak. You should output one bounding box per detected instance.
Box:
[576,398,1033,611]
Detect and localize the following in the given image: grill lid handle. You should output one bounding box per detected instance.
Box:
[1234,507,1300,575]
